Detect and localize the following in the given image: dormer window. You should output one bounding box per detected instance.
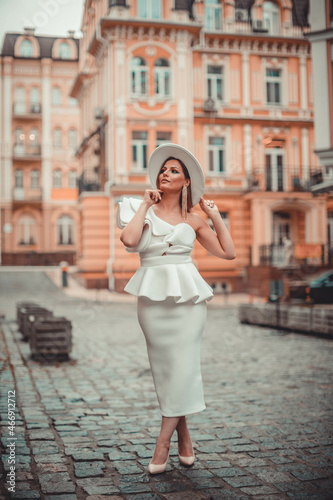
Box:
[20,39,33,57]
[205,0,222,31]
[58,42,70,59]
[263,1,280,35]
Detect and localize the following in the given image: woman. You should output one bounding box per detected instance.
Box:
[117,143,236,474]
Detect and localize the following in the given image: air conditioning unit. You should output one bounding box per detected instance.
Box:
[203,98,216,112]
[94,106,104,120]
[235,9,248,22]
[252,18,269,32]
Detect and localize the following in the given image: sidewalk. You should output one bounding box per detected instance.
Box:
[0,270,332,499]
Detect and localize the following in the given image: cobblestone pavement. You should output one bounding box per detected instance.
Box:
[0,270,332,500]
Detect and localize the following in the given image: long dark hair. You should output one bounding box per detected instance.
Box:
[156,156,193,211]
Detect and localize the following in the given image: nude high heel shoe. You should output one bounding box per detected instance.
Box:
[178,453,195,466]
[148,451,169,474]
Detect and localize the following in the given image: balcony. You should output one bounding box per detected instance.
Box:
[246,166,324,193]
[78,172,101,195]
[12,187,42,203]
[13,101,42,118]
[259,243,332,268]
[13,143,41,160]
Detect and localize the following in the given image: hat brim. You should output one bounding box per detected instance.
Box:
[148,143,205,206]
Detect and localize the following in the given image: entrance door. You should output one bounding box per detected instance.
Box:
[272,211,291,266]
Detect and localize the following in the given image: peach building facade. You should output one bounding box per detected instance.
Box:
[0,28,81,265]
[71,0,332,292]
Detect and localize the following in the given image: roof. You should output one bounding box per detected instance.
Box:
[1,33,79,58]
[234,0,309,27]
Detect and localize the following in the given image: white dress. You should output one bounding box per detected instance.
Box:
[117,197,214,417]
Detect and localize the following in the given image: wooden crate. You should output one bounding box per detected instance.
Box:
[30,317,72,360]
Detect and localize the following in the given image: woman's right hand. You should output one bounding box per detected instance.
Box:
[143,189,163,207]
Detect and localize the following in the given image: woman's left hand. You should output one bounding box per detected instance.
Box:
[199,197,219,216]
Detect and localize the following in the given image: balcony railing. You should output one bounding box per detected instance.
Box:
[13,143,41,158]
[12,187,42,201]
[78,173,101,195]
[206,20,310,39]
[246,166,324,193]
[259,243,332,267]
[13,101,42,116]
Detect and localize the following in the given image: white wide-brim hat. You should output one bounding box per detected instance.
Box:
[148,143,205,206]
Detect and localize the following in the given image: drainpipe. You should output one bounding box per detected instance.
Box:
[104,180,115,291]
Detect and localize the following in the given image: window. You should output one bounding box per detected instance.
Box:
[69,170,77,188]
[20,39,33,57]
[156,131,172,147]
[29,128,39,144]
[265,149,284,191]
[58,42,70,59]
[208,137,225,173]
[69,97,78,106]
[207,65,223,101]
[57,215,74,244]
[69,129,77,148]
[205,0,222,31]
[15,128,25,144]
[131,131,148,170]
[30,170,40,189]
[266,68,281,104]
[30,87,41,112]
[263,1,280,35]
[53,128,62,149]
[137,0,161,19]
[14,87,25,113]
[154,58,170,97]
[131,57,148,97]
[15,169,24,188]
[52,87,61,106]
[17,216,37,245]
[53,169,62,188]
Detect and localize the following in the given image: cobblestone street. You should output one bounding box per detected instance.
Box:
[0,270,332,499]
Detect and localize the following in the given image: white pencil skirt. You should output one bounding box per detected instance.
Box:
[137,296,207,417]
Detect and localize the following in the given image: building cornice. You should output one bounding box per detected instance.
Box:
[305,27,333,43]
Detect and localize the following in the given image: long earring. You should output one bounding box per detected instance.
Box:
[182,185,187,220]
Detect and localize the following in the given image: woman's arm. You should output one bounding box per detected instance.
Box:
[120,189,162,248]
[193,197,236,260]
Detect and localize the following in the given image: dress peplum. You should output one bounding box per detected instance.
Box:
[117,197,214,417]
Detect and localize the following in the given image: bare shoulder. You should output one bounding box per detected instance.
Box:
[188,212,209,232]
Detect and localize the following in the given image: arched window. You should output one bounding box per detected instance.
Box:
[137,0,161,19]
[69,129,77,148]
[69,170,77,188]
[57,215,74,244]
[131,57,148,97]
[17,215,37,245]
[205,0,222,31]
[58,42,70,59]
[154,58,170,97]
[15,128,25,144]
[52,87,61,106]
[14,87,26,114]
[53,169,62,188]
[263,1,280,35]
[20,39,33,57]
[15,169,24,188]
[53,128,62,149]
[30,87,41,113]
[30,169,40,189]
[29,128,40,155]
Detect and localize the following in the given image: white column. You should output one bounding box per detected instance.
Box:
[242,46,250,109]
[299,52,308,111]
[41,60,52,201]
[176,33,191,147]
[244,124,252,176]
[114,41,127,176]
[3,60,12,201]
[301,127,309,182]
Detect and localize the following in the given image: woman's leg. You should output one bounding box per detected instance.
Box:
[151,416,180,464]
[176,416,194,456]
